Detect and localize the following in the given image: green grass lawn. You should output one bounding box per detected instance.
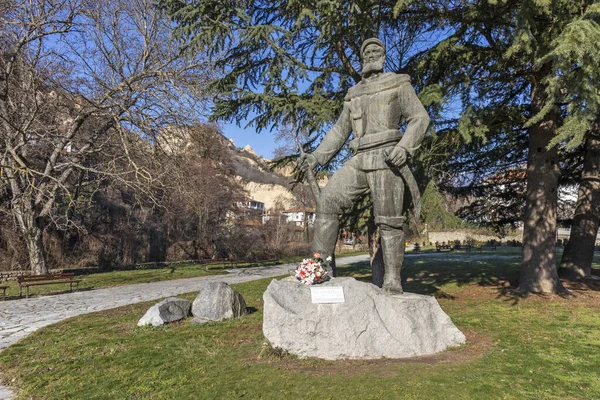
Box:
[1,252,600,399]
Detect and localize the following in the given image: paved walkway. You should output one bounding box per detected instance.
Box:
[0,254,369,399]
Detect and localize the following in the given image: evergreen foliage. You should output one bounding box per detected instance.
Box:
[404,0,597,293]
[421,181,468,230]
[159,0,434,141]
[540,4,600,149]
[398,1,595,197]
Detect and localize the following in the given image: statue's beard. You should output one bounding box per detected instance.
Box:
[362,59,384,76]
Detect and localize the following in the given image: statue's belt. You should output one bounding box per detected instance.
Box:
[348,130,421,218]
[348,129,402,154]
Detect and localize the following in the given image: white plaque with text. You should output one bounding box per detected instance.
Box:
[310,286,345,304]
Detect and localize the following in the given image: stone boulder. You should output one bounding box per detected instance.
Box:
[263,277,466,360]
[138,297,191,327]
[192,281,247,323]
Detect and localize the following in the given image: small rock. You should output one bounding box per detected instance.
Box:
[192,281,247,323]
[137,297,191,327]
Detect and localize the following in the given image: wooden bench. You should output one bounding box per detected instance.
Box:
[0,285,8,298]
[436,244,453,252]
[17,273,81,298]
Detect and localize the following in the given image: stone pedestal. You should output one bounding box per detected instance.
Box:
[262,277,466,360]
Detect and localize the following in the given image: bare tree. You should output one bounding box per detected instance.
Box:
[0,0,210,274]
[156,125,245,260]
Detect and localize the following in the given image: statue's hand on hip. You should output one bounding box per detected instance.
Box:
[384,146,407,168]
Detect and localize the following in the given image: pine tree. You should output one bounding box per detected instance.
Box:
[540,4,600,279]
[403,0,598,293]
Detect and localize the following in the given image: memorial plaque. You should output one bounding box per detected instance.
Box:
[310,286,345,303]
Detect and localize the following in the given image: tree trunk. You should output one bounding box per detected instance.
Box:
[517,72,566,294]
[13,201,48,275]
[368,216,384,287]
[559,132,600,278]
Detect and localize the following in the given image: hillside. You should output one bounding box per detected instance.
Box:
[228,142,298,210]
[158,125,315,211]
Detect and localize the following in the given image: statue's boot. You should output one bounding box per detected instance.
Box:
[312,214,339,275]
[380,227,405,294]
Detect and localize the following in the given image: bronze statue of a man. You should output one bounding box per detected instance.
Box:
[301,38,430,294]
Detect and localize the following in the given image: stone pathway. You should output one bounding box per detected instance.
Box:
[0,254,369,399]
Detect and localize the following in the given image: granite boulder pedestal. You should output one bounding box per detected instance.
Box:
[262,277,466,360]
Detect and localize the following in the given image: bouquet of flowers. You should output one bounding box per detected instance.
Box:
[295,253,331,285]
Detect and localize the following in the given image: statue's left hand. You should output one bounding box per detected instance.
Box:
[297,152,319,172]
[384,146,407,168]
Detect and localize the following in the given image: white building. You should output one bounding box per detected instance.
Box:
[281,207,316,226]
[236,199,265,212]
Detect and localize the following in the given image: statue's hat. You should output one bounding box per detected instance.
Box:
[360,38,385,57]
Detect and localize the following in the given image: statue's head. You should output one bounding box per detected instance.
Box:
[361,38,385,78]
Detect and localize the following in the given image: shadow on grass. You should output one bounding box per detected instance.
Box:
[335,253,533,302]
[340,256,517,291]
[339,253,600,305]
[246,306,258,315]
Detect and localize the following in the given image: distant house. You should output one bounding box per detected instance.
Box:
[282,206,316,226]
[261,209,282,225]
[237,199,265,212]
[486,169,526,193]
[225,198,265,226]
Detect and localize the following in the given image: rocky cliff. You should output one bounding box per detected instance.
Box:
[158,125,310,212]
[228,141,298,211]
